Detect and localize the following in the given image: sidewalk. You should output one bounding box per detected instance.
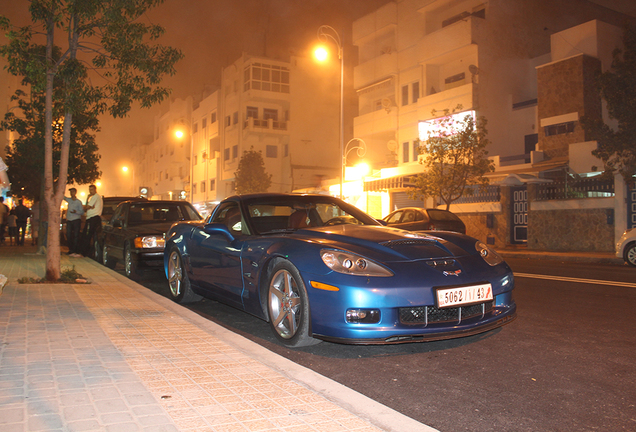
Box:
[0,245,436,432]
[496,246,624,265]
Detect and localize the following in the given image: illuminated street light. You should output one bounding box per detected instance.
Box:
[122,165,135,196]
[316,25,344,199]
[175,130,184,139]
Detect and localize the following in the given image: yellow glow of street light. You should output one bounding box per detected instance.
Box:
[314,46,329,62]
[122,166,129,173]
[175,130,184,139]
[96,181,101,187]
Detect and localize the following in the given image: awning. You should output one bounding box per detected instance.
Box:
[364,175,416,192]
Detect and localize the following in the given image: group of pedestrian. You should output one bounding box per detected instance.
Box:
[63,184,102,257]
[0,156,103,255]
[0,197,31,246]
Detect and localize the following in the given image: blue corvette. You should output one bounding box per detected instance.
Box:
[164,193,516,347]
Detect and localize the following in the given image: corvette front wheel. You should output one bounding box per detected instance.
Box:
[267,260,320,348]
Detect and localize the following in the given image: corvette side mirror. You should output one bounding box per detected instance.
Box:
[203,222,235,242]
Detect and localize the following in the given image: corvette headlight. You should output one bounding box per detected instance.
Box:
[134,236,166,249]
[320,249,393,277]
[475,242,503,266]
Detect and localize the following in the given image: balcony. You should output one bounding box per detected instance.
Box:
[354,51,399,90]
[416,17,480,64]
[417,82,476,121]
[353,107,398,138]
[242,117,289,137]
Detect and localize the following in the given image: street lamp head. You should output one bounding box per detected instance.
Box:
[122,166,129,173]
[175,130,184,139]
[314,46,329,62]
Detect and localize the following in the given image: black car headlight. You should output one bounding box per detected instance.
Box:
[475,241,503,266]
[320,249,393,277]
[134,235,166,249]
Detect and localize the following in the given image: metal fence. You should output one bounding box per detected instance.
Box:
[453,185,501,204]
[536,176,615,201]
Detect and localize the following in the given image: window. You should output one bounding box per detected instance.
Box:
[402,142,409,163]
[247,106,258,119]
[192,183,197,194]
[232,145,238,159]
[224,148,230,161]
[284,144,288,157]
[402,85,409,106]
[545,122,575,136]
[193,122,198,134]
[210,179,216,191]
[266,145,278,158]
[211,112,217,123]
[233,112,238,125]
[244,62,290,93]
[412,82,420,104]
[202,118,207,129]
[201,181,206,193]
[445,73,466,90]
[263,108,278,121]
[225,116,231,127]
[412,141,419,162]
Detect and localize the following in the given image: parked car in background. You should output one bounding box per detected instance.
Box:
[101,196,147,225]
[98,200,202,279]
[164,193,515,348]
[382,207,466,234]
[616,228,636,266]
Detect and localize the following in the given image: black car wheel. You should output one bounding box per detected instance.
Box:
[124,244,141,280]
[167,248,201,303]
[102,244,116,269]
[267,260,320,347]
[625,243,636,267]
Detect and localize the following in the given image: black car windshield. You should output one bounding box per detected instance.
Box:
[128,203,201,224]
[243,196,380,234]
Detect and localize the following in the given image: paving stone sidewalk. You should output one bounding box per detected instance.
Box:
[0,246,435,432]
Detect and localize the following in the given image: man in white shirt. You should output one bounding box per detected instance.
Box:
[64,188,84,256]
[81,184,103,257]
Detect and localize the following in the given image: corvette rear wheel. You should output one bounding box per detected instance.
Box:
[267,260,320,347]
[167,248,201,303]
[625,243,636,267]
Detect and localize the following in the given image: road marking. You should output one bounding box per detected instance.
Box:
[514,272,636,289]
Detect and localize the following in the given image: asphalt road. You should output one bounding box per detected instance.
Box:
[130,258,636,432]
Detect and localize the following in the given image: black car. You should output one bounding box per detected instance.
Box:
[382,207,466,234]
[98,200,202,279]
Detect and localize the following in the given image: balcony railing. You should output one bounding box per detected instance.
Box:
[536,177,615,201]
[243,117,287,132]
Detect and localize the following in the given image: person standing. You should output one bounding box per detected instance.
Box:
[64,188,84,257]
[82,184,102,257]
[14,199,32,246]
[0,197,8,245]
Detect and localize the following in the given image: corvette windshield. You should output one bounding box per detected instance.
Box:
[245,197,378,234]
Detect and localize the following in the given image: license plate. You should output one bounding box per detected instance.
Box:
[436,283,493,308]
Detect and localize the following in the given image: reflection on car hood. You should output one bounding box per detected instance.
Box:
[126,222,175,235]
[293,225,470,261]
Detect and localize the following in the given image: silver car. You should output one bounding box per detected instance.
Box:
[616,228,636,266]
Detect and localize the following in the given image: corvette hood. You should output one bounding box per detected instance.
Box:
[293,225,471,261]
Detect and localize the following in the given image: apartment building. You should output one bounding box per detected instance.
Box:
[137,52,342,214]
[350,0,631,218]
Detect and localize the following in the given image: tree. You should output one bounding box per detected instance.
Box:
[408,107,494,210]
[234,147,272,194]
[0,0,183,280]
[2,86,101,201]
[581,24,636,186]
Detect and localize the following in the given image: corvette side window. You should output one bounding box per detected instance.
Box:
[213,204,244,234]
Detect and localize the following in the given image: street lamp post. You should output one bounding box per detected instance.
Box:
[316,25,344,199]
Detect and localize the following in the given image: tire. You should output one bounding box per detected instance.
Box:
[93,239,102,263]
[625,243,636,267]
[167,248,202,303]
[124,244,141,280]
[267,260,320,348]
[102,243,116,269]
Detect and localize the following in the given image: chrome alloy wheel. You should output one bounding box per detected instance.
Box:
[168,250,183,298]
[268,268,302,339]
